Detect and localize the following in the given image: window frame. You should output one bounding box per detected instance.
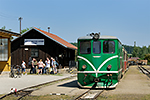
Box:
[31,48,39,57]
[93,41,101,54]
[0,38,8,61]
[80,41,91,54]
[103,41,115,54]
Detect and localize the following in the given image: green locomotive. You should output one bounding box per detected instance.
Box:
[77,33,127,88]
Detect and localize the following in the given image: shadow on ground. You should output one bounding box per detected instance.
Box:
[57,80,78,88]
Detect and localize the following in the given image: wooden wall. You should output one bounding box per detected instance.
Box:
[11,29,75,68]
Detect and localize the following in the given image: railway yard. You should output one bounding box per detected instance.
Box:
[0,65,150,100]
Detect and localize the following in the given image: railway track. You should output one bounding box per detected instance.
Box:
[138,65,150,78]
[0,75,76,100]
[74,89,104,100]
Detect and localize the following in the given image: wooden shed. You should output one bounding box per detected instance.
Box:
[11,27,77,68]
[0,29,20,74]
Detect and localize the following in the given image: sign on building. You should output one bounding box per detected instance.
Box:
[24,39,44,45]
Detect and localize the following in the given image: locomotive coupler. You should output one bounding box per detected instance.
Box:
[94,78,100,83]
[106,73,113,88]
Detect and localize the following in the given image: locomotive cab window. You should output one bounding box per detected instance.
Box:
[93,41,101,54]
[80,41,91,54]
[103,41,115,53]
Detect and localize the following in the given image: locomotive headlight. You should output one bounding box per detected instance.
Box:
[107,65,112,71]
[82,65,86,69]
[93,33,100,39]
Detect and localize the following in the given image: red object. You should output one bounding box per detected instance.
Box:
[84,82,87,84]
[15,89,17,92]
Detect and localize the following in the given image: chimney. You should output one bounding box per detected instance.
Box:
[48,27,50,33]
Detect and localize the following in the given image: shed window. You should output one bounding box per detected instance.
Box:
[93,41,101,54]
[80,41,91,54]
[31,48,38,57]
[0,39,8,61]
[103,41,115,53]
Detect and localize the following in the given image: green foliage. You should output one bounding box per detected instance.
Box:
[21,27,32,34]
[124,43,150,60]
[144,54,150,62]
[123,44,134,54]
[132,45,150,60]
[1,26,12,31]
[1,26,6,29]
[71,42,77,47]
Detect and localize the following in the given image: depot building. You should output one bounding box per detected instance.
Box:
[11,27,77,68]
[0,29,20,74]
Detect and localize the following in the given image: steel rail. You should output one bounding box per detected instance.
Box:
[93,89,104,99]
[141,66,150,74]
[74,89,104,100]
[74,89,90,100]
[138,66,150,74]
[0,75,76,99]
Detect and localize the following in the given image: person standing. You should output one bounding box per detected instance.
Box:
[21,60,27,75]
[38,59,44,74]
[44,57,50,74]
[50,57,54,74]
[53,58,57,74]
[31,58,37,74]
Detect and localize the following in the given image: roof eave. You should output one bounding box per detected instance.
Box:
[67,47,78,50]
[0,29,20,37]
[33,27,70,49]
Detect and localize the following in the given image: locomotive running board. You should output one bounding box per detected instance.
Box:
[78,71,119,73]
[78,82,118,88]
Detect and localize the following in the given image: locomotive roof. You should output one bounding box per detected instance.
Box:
[78,35,118,40]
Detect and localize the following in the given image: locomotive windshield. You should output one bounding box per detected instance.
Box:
[80,41,91,54]
[103,41,115,53]
[93,41,101,54]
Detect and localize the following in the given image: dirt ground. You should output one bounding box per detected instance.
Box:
[8,65,150,100]
[100,65,150,100]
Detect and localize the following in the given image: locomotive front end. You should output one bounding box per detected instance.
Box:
[77,33,122,88]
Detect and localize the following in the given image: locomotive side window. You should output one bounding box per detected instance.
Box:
[80,41,91,54]
[93,41,101,54]
[103,41,115,53]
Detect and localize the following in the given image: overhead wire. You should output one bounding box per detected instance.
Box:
[0,11,18,21]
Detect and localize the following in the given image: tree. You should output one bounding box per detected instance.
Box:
[132,46,141,57]
[140,46,148,59]
[148,45,150,53]
[21,27,32,34]
[123,44,134,54]
[71,42,77,47]
[144,54,150,64]
[1,26,11,31]
[1,26,6,30]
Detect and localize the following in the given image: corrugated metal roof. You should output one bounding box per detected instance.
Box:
[34,27,77,50]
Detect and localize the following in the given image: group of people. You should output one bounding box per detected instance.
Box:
[21,57,58,75]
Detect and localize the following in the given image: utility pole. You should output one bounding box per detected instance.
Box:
[18,17,23,34]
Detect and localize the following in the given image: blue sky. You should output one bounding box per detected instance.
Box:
[0,0,149,47]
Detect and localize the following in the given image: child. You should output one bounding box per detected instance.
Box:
[21,60,27,75]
